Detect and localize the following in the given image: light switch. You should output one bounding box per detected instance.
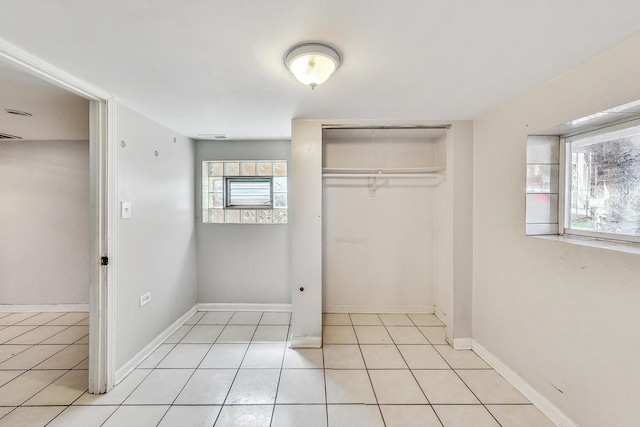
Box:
[121,201,132,219]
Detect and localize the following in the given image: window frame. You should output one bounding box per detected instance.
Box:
[224,176,274,209]
[561,118,640,244]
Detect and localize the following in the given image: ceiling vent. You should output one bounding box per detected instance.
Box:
[0,132,22,140]
[4,109,32,117]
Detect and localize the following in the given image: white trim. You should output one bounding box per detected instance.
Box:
[453,338,473,350]
[323,305,435,314]
[89,98,116,394]
[103,97,118,393]
[534,234,640,256]
[472,340,578,427]
[0,38,109,101]
[197,303,292,312]
[0,304,89,313]
[290,336,322,348]
[115,306,198,385]
[434,306,447,323]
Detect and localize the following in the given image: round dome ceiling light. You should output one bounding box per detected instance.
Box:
[285,42,341,90]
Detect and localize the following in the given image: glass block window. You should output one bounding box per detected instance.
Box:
[526,136,560,235]
[203,160,287,224]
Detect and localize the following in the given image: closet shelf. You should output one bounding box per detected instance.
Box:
[323,167,444,173]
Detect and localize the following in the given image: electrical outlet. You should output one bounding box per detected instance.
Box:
[139,292,151,307]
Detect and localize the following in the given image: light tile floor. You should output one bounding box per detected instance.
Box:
[0,311,556,427]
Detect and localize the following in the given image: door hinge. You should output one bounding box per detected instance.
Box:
[101,256,109,266]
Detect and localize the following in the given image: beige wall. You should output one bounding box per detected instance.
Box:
[0,140,89,305]
[473,33,640,426]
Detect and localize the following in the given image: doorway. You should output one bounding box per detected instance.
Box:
[0,46,114,394]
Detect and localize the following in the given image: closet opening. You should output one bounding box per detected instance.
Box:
[321,125,450,318]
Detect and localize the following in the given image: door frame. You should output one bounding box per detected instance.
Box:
[0,39,116,393]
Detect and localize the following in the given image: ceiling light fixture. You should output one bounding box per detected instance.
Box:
[285,42,341,90]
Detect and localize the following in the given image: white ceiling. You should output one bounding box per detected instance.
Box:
[1,1,640,140]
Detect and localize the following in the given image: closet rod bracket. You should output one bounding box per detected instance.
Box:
[368,170,383,196]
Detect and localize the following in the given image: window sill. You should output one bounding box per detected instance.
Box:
[532,234,640,255]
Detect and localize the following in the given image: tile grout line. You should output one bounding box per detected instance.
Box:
[214,310,264,427]
[4,324,79,346]
[0,325,41,345]
[100,311,220,426]
[0,312,40,327]
[93,349,165,426]
[0,343,34,365]
[0,313,89,426]
[355,313,387,427]
[383,313,446,427]
[1,324,91,372]
[320,322,330,427]
[431,336,504,427]
[188,310,235,427]
[1,312,540,426]
[153,311,223,426]
[39,323,85,346]
[268,319,290,427]
[40,312,69,326]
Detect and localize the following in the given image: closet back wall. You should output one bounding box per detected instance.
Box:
[322,132,440,313]
[195,140,291,305]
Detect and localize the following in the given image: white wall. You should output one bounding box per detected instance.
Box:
[115,103,196,370]
[195,140,291,304]
[0,140,89,304]
[450,123,474,341]
[291,120,323,346]
[433,133,450,321]
[432,123,474,343]
[323,177,436,312]
[473,33,640,426]
[322,134,440,312]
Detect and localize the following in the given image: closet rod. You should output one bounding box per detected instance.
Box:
[321,124,451,130]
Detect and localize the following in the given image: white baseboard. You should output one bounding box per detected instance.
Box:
[115,305,197,385]
[0,304,89,313]
[453,338,473,350]
[197,303,292,312]
[323,305,435,314]
[472,340,577,427]
[434,306,447,323]
[290,336,322,348]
